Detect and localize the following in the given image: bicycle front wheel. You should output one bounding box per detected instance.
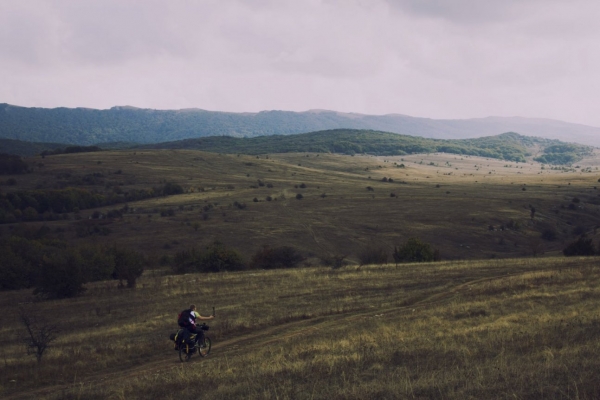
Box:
[198,337,211,357]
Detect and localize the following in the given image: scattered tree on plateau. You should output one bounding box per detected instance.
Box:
[18,307,58,362]
[393,238,438,264]
[563,235,596,256]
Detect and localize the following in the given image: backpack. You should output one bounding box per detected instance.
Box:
[177,309,193,328]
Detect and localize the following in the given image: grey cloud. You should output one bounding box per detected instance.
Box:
[58,2,197,64]
[0,1,206,67]
[0,3,60,66]
[383,0,556,23]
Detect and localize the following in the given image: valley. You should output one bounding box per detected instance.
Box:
[1,148,600,399]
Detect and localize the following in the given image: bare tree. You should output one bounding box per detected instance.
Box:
[18,307,58,362]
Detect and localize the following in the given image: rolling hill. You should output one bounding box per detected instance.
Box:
[140,130,593,165]
[2,129,593,165]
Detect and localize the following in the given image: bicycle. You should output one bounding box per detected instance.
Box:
[178,324,212,362]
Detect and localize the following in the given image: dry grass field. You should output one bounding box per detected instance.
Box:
[2,149,600,398]
[4,149,600,262]
[1,257,599,399]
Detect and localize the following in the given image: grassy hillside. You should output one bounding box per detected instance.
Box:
[1,256,599,399]
[142,130,593,165]
[1,149,600,398]
[2,149,600,265]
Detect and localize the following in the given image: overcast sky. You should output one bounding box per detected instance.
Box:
[1,0,600,126]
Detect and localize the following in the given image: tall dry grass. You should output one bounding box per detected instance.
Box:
[1,256,599,399]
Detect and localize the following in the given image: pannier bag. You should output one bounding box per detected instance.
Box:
[170,329,188,350]
[170,328,200,351]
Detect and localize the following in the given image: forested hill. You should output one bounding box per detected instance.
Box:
[140,130,593,164]
[2,103,600,146]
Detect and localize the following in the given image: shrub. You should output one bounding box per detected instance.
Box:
[320,254,347,269]
[106,209,123,219]
[357,245,388,266]
[233,201,246,209]
[160,208,175,217]
[250,245,304,270]
[563,235,596,256]
[172,247,202,274]
[0,246,33,290]
[33,249,87,299]
[506,219,521,231]
[393,238,436,264]
[197,241,246,273]
[79,245,116,282]
[111,247,146,288]
[159,254,171,266]
[173,242,245,273]
[23,207,39,221]
[296,193,303,200]
[162,182,184,195]
[541,227,558,241]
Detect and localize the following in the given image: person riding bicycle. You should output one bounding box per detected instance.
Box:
[179,304,214,347]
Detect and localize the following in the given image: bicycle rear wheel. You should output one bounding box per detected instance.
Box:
[197,337,211,357]
[179,343,193,362]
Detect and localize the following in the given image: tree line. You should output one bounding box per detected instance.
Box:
[40,145,102,157]
[0,182,184,224]
[0,227,145,297]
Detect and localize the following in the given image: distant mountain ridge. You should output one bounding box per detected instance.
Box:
[1,103,600,147]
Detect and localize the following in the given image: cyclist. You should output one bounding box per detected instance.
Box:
[179,304,214,347]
